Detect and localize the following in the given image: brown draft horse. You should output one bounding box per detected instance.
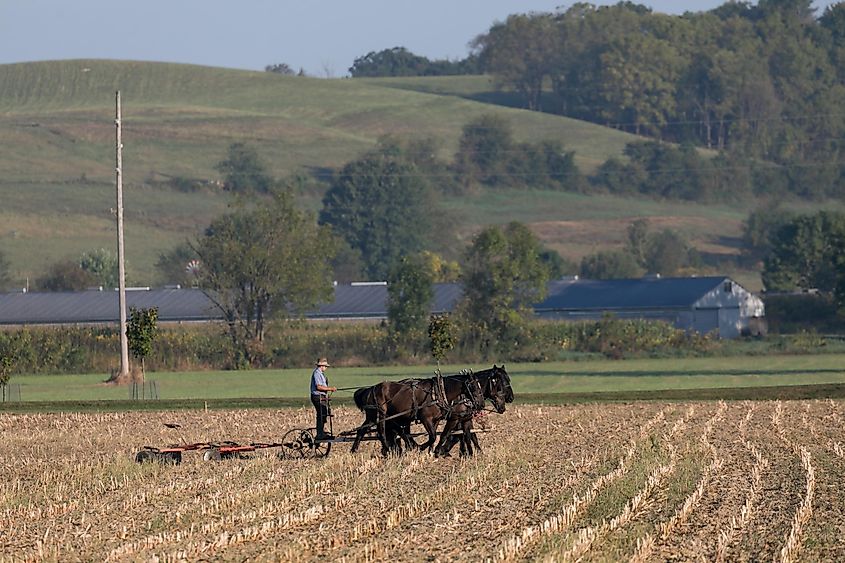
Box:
[352,372,485,456]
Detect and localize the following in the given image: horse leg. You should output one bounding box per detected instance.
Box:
[435,417,458,457]
[445,434,460,456]
[387,423,405,455]
[350,408,374,453]
[398,422,417,452]
[376,411,393,457]
[462,419,481,456]
[470,430,481,454]
[418,417,437,453]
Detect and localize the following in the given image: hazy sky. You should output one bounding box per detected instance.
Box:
[0,1,840,77]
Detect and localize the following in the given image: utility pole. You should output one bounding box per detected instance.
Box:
[115,91,130,378]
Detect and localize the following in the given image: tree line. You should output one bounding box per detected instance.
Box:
[88,133,548,365]
[350,1,845,202]
[4,134,845,365]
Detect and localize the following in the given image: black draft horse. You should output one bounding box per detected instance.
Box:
[351,384,415,455]
[351,372,484,456]
[351,365,512,456]
[434,365,511,457]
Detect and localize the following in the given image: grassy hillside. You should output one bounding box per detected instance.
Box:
[0,60,638,181]
[0,60,649,286]
[0,60,834,291]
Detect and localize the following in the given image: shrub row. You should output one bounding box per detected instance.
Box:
[0,317,738,376]
[532,317,719,360]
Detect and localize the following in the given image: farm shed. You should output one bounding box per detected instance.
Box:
[0,277,763,338]
[307,282,463,320]
[533,276,765,338]
[0,282,464,326]
[0,287,220,325]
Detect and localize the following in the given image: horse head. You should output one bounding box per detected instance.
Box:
[496,364,514,403]
[463,372,486,412]
[483,365,509,414]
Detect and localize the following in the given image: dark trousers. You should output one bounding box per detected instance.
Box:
[311,394,329,436]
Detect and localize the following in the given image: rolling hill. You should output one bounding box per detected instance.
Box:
[0,59,825,291]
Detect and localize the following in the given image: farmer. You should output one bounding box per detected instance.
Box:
[310,357,336,439]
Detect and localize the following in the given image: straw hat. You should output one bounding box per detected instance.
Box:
[315,358,330,367]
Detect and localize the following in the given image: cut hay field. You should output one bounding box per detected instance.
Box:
[3,400,844,560]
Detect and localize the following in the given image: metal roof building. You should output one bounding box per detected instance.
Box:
[0,282,464,325]
[0,276,763,338]
[309,282,463,320]
[0,287,220,325]
[533,276,765,338]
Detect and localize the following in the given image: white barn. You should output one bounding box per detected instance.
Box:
[533,276,765,338]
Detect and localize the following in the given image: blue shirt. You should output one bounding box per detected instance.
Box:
[311,367,328,396]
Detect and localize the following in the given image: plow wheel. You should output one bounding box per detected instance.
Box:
[278,428,332,459]
[308,429,332,459]
[279,428,314,459]
[135,450,156,464]
[158,451,182,465]
[203,449,222,462]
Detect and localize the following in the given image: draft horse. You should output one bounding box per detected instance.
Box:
[352,372,485,456]
[434,364,511,457]
[351,365,512,456]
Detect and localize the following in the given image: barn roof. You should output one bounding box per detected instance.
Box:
[310,282,463,319]
[0,287,220,325]
[0,283,465,325]
[0,276,748,326]
[533,276,731,312]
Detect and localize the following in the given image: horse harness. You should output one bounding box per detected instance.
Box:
[373,372,482,425]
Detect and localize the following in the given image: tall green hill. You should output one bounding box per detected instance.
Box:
[0,59,802,290]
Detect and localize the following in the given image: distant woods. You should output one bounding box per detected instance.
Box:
[350,1,845,202]
[348,47,480,77]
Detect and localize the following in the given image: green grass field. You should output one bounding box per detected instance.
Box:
[4,354,845,412]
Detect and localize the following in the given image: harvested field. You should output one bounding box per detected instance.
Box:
[2,401,845,561]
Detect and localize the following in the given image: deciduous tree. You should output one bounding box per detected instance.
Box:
[319,147,431,280]
[762,211,845,292]
[36,260,97,291]
[428,314,456,365]
[349,47,430,77]
[264,63,295,75]
[215,143,273,194]
[387,254,434,354]
[194,190,336,367]
[454,114,514,189]
[644,229,699,276]
[458,222,549,356]
[80,249,120,289]
[126,306,159,377]
[472,14,560,111]
[580,250,641,280]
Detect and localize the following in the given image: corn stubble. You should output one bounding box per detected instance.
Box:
[1,400,844,561]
